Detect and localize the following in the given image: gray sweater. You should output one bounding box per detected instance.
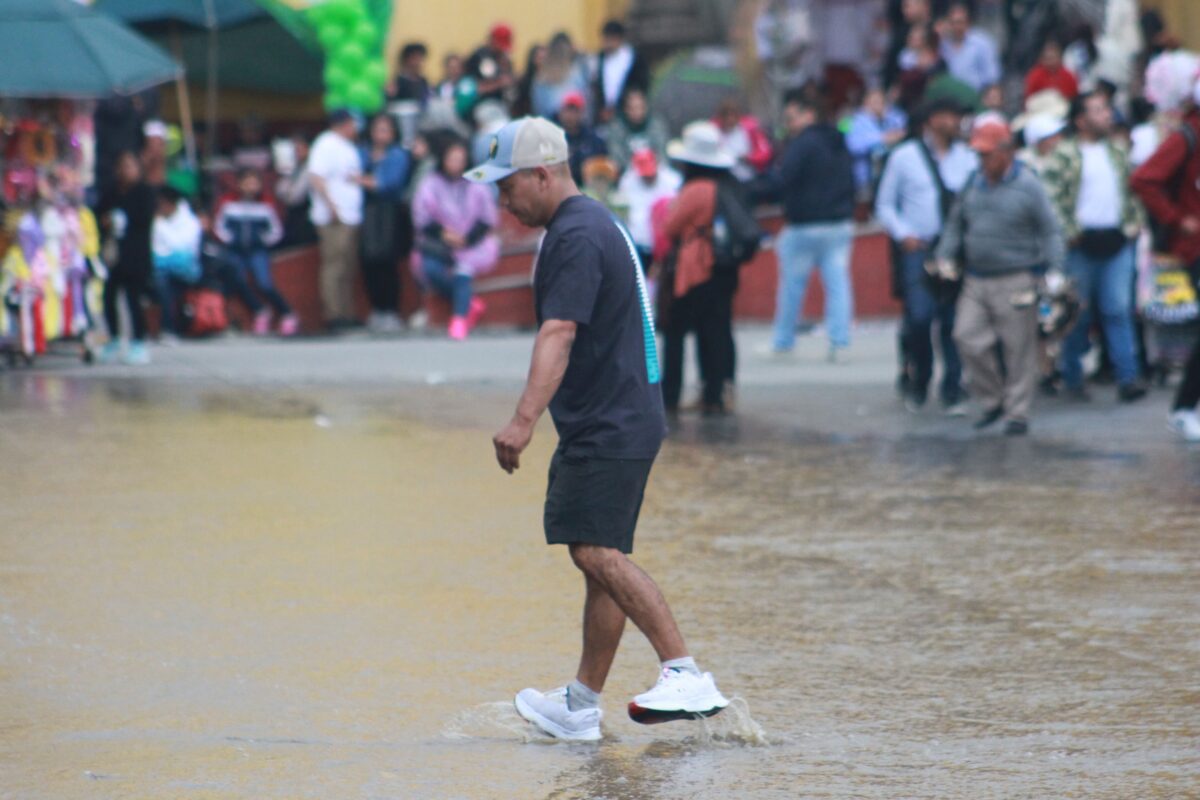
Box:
[936,162,1064,276]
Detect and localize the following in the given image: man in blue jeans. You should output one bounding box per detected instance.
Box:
[1042,91,1148,403]
[768,92,857,362]
[875,97,978,412]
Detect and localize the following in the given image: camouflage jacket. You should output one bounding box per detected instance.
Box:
[1040,137,1145,243]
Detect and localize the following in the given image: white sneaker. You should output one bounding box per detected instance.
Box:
[628,667,729,724]
[754,342,794,358]
[1168,410,1200,442]
[377,312,405,333]
[943,401,969,418]
[514,687,602,741]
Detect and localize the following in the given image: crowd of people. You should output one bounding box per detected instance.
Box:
[84,5,1200,442]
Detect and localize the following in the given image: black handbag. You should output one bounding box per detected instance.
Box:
[1077,228,1127,260]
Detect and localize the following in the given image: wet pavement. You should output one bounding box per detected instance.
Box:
[1,326,1197,799]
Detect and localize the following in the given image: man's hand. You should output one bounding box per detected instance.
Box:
[901,236,924,253]
[493,415,535,474]
[443,229,467,249]
[1180,215,1200,236]
[493,319,576,474]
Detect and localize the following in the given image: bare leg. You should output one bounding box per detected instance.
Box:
[569,544,688,664]
[576,575,626,692]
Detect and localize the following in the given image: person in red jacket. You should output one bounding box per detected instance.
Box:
[1025,39,1079,101]
[1130,101,1200,441]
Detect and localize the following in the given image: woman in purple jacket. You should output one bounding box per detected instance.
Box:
[411,135,500,340]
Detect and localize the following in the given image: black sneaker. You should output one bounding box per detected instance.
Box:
[974,406,1004,430]
[1004,419,1029,436]
[1117,382,1148,403]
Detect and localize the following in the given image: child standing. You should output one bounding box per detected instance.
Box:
[151,186,202,340]
[215,170,298,335]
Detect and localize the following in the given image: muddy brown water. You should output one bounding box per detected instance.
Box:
[1,376,1197,798]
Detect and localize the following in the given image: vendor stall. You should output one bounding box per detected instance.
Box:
[0,0,180,365]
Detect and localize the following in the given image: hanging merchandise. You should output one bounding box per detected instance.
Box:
[1,100,106,366]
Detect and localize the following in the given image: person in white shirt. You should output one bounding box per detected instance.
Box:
[1042,91,1147,403]
[308,109,365,331]
[617,148,682,265]
[150,187,202,338]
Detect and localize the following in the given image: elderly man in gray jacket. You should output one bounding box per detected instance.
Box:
[936,116,1065,436]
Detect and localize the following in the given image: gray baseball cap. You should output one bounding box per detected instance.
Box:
[465,116,570,184]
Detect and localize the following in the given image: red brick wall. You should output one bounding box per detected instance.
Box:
[265,211,900,334]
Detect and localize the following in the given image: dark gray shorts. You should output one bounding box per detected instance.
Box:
[544,449,655,554]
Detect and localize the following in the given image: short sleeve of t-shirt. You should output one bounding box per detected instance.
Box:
[538,234,603,326]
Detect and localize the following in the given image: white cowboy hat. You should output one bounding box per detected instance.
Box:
[666,121,736,169]
[1023,113,1066,146]
[1012,89,1070,132]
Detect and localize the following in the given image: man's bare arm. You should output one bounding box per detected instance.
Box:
[308,174,339,224]
[493,319,577,473]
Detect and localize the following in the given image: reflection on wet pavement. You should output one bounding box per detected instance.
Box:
[1,375,1197,798]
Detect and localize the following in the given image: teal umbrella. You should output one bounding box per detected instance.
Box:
[95,0,266,29]
[0,0,181,97]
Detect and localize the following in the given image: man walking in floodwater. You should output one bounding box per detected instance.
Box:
[468,117,728,741]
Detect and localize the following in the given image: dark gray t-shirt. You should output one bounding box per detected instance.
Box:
[535,195,666,459]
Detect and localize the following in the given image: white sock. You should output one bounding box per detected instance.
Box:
[662,656,700,676]
[566,679,600,711]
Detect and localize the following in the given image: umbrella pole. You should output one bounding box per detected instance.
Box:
[169,22,198,168]
[204,0,218,164]
[175,75,198,168]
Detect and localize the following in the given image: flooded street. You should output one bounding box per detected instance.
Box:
[2,335,1198,798]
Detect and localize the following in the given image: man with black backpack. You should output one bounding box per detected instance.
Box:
[875,96,977,413]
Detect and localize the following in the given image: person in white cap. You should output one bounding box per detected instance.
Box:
[468,116,729,741]
[1017,114,1067,175]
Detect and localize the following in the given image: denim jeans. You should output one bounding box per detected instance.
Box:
[900,245,962,403]
[772,221,854,350]
[226,249,291,316]
[154,272,192,335]
[1060,243,1138,389]
[422,257,472,317]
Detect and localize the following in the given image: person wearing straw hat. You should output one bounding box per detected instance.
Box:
[658,121,742,415]
[469,116,730,741]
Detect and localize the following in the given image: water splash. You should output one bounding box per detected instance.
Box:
[441,701,553,744]
[691,697,772,747]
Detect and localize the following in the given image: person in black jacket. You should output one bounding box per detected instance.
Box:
[96,151,156,365]
[592,19,650,124]
[767,92,857,361]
